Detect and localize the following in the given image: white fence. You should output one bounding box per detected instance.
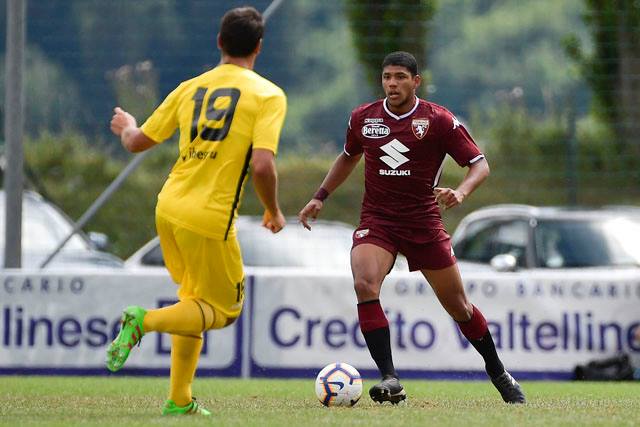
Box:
[1,268,638,379]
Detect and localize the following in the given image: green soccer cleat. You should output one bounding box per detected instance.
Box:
[105,305,146,372]
[162,398,211,416]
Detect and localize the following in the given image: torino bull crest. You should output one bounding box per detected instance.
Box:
[411,119,429,140]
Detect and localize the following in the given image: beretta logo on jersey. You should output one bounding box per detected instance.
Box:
[411,118,430,140]
[362,123,390,139]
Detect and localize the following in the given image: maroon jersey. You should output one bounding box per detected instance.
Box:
[344,97,484,232]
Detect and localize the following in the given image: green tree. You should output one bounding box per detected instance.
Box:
[23,132,174,258]
[346,0,437,96]
[275,0,364,151]
[107,60,160,128]
[69,0,187,135]
[430,0,586,118]
[0,48,86,135]
[565,0,640,157]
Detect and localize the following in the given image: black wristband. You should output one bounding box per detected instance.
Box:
[313,187,329,202]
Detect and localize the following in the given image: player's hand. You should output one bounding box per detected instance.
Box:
[434,187,466,210]
[298,199,323,230]
[110,107,137,136]
[262,209,286,234]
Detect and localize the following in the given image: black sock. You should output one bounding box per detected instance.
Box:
[362,327,396,378]
[468,330,504,378]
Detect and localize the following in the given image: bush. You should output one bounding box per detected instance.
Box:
[24,132,166,258]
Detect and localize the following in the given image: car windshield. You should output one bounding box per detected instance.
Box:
[0,194,89,253]
[238,220,353,269]
[535,217,640,268]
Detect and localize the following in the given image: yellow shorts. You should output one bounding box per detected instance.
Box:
[156,214,245,319]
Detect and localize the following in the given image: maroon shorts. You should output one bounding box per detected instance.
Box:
[352,224,456,271]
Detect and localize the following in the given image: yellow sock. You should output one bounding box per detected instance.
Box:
[143,299,214,336]
[169,334,202,407]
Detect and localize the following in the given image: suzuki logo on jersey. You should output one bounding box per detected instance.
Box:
[362,123,390,139]
[379,139,411,176]
[412,119,430,140]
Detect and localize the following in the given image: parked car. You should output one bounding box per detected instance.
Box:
[0,190,123,268]
[126,216,409,271]
[452,204,640,272]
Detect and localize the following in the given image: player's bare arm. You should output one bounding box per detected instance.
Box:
[110,107,156,153]
[434,158,490,210]
[298,152,362,230]
[251,148,285,233]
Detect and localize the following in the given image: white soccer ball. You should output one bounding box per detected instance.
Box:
[315,362,363,407]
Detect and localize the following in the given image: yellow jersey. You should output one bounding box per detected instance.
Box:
[141,64,287,240]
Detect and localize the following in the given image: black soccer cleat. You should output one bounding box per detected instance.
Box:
[491,371,526,404]
[369,375,407,404]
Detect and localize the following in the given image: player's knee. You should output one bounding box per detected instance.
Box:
[446,300,473,322]
[353,277,380,299]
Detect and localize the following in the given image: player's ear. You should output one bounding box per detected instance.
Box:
[414,74,422,88]
[217,33,223,50]
[253,38,263,56]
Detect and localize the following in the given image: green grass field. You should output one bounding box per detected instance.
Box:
[1,376,639,426]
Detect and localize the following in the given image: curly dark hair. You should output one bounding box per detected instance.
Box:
[382,51,418,76]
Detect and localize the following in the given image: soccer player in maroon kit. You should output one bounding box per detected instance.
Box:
[298,51,525,404]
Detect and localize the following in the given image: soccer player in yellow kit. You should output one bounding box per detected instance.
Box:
[105,7,286,416]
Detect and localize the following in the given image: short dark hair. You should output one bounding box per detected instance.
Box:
[219,7,264,57]
[381,51,419,76]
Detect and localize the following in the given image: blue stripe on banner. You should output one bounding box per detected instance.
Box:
[0,366,573,380]
[250,365,573,381]
[0,367,241,377]
[228,305,244,376]
[248,273,256,375]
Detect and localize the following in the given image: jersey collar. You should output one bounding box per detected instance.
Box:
[383,96,420,120]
